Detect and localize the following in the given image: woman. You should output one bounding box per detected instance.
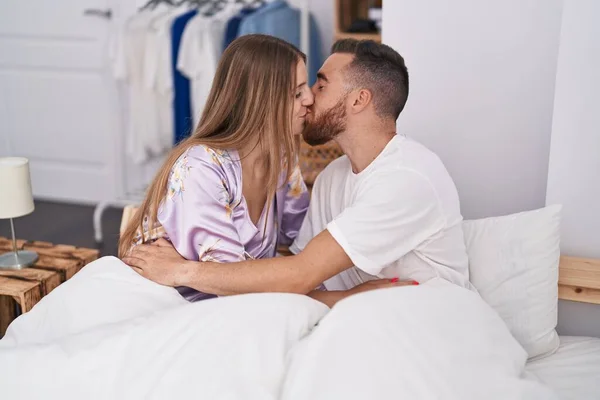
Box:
[119,34,314,302]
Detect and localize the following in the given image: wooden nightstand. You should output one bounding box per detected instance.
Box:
[0,237,99,336]
[558,256,600,305]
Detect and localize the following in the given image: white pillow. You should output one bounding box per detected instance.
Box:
[462,205,562,359]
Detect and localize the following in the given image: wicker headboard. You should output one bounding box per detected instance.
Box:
[299,140,344,186]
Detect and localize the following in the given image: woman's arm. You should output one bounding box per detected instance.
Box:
[158,146,245,263]
[278,165,310,246]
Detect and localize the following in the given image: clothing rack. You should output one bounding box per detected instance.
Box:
[93,0,310,244]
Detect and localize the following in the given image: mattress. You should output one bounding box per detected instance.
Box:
[525,336,600,399]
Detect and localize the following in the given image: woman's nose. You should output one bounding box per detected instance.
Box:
[303,90,315,107]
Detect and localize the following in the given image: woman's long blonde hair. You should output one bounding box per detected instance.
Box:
[119,34,306,257]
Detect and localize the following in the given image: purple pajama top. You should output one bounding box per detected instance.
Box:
[152,144,309,302]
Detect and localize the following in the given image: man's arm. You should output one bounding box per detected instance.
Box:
[125,235,416,304]
[170,229,353,295]
[307,290,349,308]
[308,279,418,307]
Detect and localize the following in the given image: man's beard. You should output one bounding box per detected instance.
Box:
[302,97,347,146]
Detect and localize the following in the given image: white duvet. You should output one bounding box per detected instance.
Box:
[0,256,556,399]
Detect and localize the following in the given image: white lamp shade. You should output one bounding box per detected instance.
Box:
[0,157,35,219]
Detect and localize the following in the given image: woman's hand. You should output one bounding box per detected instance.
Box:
[123,238,188,287]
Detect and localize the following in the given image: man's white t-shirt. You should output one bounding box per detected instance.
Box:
[290,134,474,291]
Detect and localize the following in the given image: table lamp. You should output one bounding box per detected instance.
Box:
[0,157,38,269]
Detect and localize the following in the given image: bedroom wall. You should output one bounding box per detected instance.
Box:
[382,0,600,337]
[545,0,600,336]
[382,0,563,220]
[545,0,600,260]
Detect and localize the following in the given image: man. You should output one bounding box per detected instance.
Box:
[124,39,473,306]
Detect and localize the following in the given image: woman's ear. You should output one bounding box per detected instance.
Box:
[350,88,373,114]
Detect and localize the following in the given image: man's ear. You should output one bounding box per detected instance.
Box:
[349,88,373,114]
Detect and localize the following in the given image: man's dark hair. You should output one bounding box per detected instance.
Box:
[331,39,409,120]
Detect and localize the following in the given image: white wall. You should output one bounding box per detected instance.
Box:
[383,0,563,219]
[545,0,600,337]
[545,0,600,259]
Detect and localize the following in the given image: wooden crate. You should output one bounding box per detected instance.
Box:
[0,237,99,336]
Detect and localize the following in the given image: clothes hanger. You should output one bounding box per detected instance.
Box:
[202,0,226,16]
[139,0,178,11]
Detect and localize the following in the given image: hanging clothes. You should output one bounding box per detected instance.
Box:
[222,6,260,52]
[112,3,205,162]
[178,4,243,128]
[113,0,321,161]
[237,0,323,85]
[145,6,201,149]
[144,9,182,152]
[170,9,198,144]
[111,9,166,164]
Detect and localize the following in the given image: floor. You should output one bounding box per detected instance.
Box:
[1,200,124,257]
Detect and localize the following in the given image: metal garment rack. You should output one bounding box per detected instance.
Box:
[93,0,310,244]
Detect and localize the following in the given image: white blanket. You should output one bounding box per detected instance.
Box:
[0,257,556,399]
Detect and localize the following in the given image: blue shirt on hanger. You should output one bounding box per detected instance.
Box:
[171,9,198,144]
[237,0,323,85]
[223,7,260,53]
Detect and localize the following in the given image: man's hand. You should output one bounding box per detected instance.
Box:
[309,278,419,307]
[122,239,187,287]
[349,278,419,296]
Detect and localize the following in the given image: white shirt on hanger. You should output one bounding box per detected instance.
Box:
[177,4,241,128]
[111,10,164,164]
[145,7,193,150]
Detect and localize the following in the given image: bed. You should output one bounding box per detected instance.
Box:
[525,336,600,399]
[121,203,600,399]
[518,256,600,400]
[0,205,598,399]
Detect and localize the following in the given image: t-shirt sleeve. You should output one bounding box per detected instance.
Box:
[158,148,245,262]
[278,165,310,246]
[326,169,445,276]
[289,172,326,255]
[177,21,202,80]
